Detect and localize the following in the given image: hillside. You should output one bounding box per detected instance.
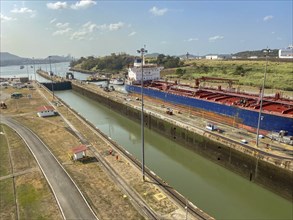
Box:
[1,52,24,61]
[232,49,279,58]
[161,59,293,91]
[0,52,71,66]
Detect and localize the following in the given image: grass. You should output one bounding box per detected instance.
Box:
[0,125,11,177]
[0,103,62,220]
[16,172,61,220]
[161,59,293,91]
[0,178,16,220]
[3,123,38,173]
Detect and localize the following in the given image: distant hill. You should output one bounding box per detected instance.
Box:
[232,49,279,58]
[0,52,71,66]
[1,52,24,61]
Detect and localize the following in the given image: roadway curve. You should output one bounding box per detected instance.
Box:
[1,116,97,220]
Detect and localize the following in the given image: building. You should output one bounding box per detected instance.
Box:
[279,45,293,58]
[37,105,56,117]
[205,55,219,60]
[71,145,87,160]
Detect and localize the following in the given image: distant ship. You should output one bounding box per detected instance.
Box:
[125,59,293,136]
[109,78,124,85]
[20,65,24,69]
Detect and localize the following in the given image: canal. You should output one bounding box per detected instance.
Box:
[55,89,292,219]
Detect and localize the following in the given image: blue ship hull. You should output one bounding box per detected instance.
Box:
[125,84,293,136]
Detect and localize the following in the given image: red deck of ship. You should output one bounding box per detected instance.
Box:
[146,81,293,117]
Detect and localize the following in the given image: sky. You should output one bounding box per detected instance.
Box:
[1,0,292,58]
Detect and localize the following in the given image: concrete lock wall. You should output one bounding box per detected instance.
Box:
[42,82,72,91]
[71,84,292,201]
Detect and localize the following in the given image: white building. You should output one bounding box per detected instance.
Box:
[128,58,163,83]
[205,55,219,60]
[279,45,293,58]
[37,105,56,117]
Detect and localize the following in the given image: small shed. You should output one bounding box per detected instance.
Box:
[71,145,87,161]
[37,106,56,117]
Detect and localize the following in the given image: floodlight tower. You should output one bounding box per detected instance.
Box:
[137,46,147,181]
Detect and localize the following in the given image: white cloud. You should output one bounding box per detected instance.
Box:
[70,21,97,40]
[70,21,125,40]
[11,7,33,14]
[209,35,224,42]
[11,7,36,18]
[149,6,168,16]
[71,0,97,10]
[128,31,136,36]
[161,41,168,44]
[0,13,15,22]
[186,38,199,42]
[96,22,125,31]
[97,24,108,31]
[70,31,87,40]
[83,21,97,32]
[56,22,70,29]
[50,18,57,24]
[47,2,68,10]
[109,22,124,31]
[263,15,273,21]
[52,28,72,36]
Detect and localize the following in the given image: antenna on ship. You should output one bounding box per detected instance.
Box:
[137,46,148,181]
[256,47,270,147]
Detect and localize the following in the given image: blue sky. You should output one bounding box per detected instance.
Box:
[1,0,292,58]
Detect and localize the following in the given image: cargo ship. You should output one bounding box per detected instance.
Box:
[126,59,293,136]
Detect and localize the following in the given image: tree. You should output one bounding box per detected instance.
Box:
[176,68,186,76]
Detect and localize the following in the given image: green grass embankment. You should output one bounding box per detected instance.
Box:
[0,125,11,176]
[161,59,293,91]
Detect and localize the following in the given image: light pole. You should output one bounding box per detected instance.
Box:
[137,46,147,181]
[26,59,29,81]
[49,56,54,100]
[32,57,36,81]
[256,48,270,147]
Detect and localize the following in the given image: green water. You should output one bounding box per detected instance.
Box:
[56,90,292,220]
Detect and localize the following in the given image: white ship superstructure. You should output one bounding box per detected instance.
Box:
[128,58,163,84]
[278,45,293,58]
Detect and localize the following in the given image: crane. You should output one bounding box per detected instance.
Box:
[195,77,239,89]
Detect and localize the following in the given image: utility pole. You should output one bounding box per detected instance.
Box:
[137,46,147,181]
[33,57,36,81]
[49,56,54,100]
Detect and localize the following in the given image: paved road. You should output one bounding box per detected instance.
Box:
[2,116,97,220]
